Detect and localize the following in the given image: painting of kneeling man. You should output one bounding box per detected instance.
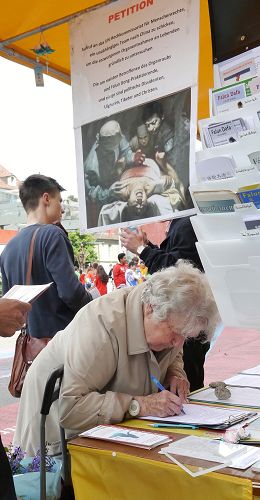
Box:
[81,88,192,229]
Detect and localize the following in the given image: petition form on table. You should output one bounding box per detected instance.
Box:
[140,403,255,428]
[241,365,260,375]
[189,387,260,408]
[225,374,260,388]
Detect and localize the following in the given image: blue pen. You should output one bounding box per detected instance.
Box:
[150,375,186,414]
[150,375,165,391]
[150,423,198,430]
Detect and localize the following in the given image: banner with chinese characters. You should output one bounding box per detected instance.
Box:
[70,0,200,231]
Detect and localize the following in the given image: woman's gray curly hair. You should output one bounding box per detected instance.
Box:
[141,260,220,342]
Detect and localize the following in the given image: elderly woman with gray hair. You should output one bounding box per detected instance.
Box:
[14,261,219,455]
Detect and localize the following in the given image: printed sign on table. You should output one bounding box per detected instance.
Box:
[70,0,200,231]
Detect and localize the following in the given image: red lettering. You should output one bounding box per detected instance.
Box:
[108,0,154,23]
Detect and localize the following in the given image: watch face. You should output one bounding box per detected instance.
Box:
[129,399,140,417]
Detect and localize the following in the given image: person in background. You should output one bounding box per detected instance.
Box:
[131,256,146,283]
[139,260,148,279]
[125,261,139,287]
[107,264,115,293]
[92,262,99,274]
[95,265,109,295]
[79,269,86,285]
[0,174,96,339]
[112,252,128,289]
[13,262,219,455]
[108,264,113,279]
[0,298,32,500]
[86,265,95,284]
[120,216,210,392]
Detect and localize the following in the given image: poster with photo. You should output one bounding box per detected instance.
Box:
[70,0,200,231]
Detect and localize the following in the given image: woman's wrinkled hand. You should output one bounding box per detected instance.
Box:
[136,390,183,417]
[169,376,190,403]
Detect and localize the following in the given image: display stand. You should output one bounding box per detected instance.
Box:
[190,53,260,330]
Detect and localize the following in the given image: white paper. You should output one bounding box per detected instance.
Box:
[70,0,199,232]
[214,46,260,88]
[80,425,171,448]
[2,283,53,303]
[70,0,199,127]
[201,117,256,149]
[241,365,260,375]
[211,77,260,116]
[225,374,260,388]
[189,387,260,409]
[196,155,236,182]
[160,436,260,470]
[140,403,253,426]
[199,104,260,150]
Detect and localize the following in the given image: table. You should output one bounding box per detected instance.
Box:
[68,420,260,500]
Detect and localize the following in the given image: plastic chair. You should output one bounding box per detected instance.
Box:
[40,365,70,500]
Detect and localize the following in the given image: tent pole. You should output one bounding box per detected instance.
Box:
[0,46,70,83]
[0,0,112,49]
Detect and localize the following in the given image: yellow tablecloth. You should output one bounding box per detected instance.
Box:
[68,442,253,500]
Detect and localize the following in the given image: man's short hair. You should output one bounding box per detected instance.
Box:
[19,174,65,213]
[118,252,125,262]
[142,101,164,123]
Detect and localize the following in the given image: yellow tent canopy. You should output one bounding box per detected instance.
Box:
[0,0,213,118]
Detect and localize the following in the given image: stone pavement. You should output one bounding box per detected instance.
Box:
[205,326,260,385]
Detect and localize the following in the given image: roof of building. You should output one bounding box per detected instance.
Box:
[0,165,14,178]
[0,164,20,189]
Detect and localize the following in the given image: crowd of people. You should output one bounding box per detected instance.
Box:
[0,173,220,498]
[74,254,149,295]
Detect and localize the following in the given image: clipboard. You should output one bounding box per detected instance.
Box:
[200,411,257,430]
[141,404,256,430]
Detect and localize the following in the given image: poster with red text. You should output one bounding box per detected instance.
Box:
[70,0,200,232]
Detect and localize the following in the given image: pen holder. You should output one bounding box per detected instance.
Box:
[209,381,231,400]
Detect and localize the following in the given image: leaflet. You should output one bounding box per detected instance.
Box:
[79,425,171,449]
[211,77,260,116]
[3,283,53,303]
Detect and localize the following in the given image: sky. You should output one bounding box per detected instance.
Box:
[0,56,78,197]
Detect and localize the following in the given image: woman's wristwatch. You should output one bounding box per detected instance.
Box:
[128,398,141,417]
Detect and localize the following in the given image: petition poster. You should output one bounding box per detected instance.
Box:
[70,0,200,231]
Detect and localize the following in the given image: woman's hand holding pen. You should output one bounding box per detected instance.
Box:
[135,391,183,417]
[168,376,190,404]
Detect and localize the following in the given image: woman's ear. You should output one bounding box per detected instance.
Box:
[144,303,153,317]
